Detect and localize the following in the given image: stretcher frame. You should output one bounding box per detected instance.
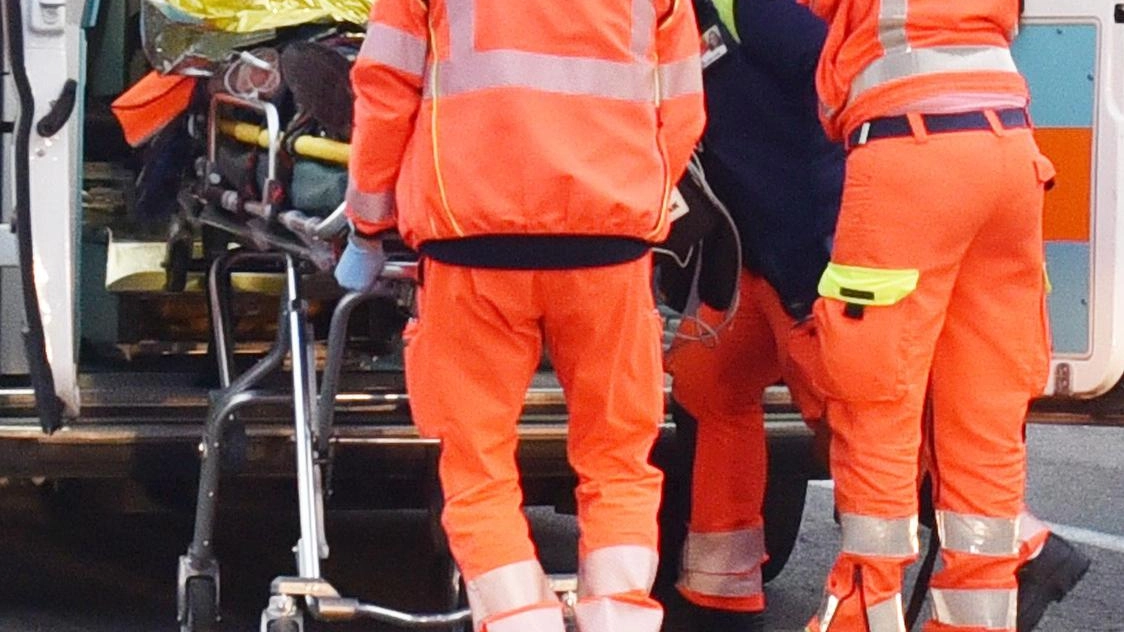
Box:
[173,93,479,632]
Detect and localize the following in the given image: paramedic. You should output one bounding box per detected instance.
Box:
[662,0,841,630]
[799,1,1068,630]
[335,1,705,631]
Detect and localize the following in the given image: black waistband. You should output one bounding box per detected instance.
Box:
[847,108,1030,150]
[420,235,650,270]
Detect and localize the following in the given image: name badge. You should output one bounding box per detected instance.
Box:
[700,25,729,69]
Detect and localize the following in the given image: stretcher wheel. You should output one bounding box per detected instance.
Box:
[266,618,301,632]
[184,576,218,632]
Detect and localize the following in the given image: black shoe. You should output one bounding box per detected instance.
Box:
[696,606,765,632]
[1016,533,1091,632]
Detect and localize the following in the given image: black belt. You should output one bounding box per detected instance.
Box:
[847,107,1030,150]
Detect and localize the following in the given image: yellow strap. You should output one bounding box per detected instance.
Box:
[818,262,919,306]
[711,0,740,43]
[1043,263,1052,295]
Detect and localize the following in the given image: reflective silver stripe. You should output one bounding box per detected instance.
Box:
[877,0,909,54]
[1018,510,1050,546]
[484,604,565,632]
[866,594,907,632]
[678,568,763,598]
[840,513,919,558]
[816,593,841,630]
[464,560,557,626]
[358,22,428,77]
[631,0,657,57]
[937,511,1019,556]
[445,0,475,55]
[681,528,766,574]
[345,182,395,224]
[578,545,658,598]
[427,0,676,103]
[574,596,663,632]
[659,57,704,101]
[930,587,1017,630]
[850,46,1019,102]
[428,53,657,101]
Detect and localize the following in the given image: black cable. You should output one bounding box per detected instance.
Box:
[4,0,64,433]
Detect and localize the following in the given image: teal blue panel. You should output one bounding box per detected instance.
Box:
[1045,242,1090,354]
[1012,24,1096,128]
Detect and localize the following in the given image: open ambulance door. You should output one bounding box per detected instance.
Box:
[1017,1,1124,403]
[2,0,86,430]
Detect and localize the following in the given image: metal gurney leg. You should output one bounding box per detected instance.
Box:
[178,251,292,632]
[260,259,474,631]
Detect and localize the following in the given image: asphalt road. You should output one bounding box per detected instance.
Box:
[0,423,1120,631]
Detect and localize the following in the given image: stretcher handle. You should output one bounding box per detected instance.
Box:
[276,202,349,243]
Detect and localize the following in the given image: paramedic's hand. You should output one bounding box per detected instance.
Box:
[334,233,388,293]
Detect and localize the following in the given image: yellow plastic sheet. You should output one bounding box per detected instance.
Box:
[149,0,371,33]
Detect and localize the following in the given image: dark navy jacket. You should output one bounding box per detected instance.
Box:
[692,0,844,319]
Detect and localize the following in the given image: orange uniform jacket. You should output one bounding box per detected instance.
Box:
[802,0,1028,140]
[346,0,706,252]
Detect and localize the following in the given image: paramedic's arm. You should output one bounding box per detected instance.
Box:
[656,0,706,181]
[347,0,427,236]
[739,0,827,82]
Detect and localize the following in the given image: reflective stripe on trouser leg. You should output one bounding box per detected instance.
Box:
[929,513,1018,631]
[677,527,765,600]
[808,510,918,631]
[481,605,566,632]
[578,544,658,598]
[930,588,1017,630]
[808,572,907,632]
[841,513,920,558]
[465,560,561,632]
[936,511,1019,556]
[575,545,662,632]
[1018,509,1050,560]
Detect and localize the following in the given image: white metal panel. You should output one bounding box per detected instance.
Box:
[1022,0,1124,398]
[21,0,85,415]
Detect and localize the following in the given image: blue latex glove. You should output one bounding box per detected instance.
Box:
[334,233,388,292]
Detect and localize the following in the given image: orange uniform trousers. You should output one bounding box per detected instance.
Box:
[807,119,1053,631]
[667,271,825,612]
[404,256,666,630]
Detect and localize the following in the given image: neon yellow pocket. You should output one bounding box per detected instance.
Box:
[818,263,919,306]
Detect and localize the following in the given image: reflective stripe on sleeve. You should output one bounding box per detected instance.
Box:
[345,182,396,225]
[358,22,428,77]
[930,587,1017,630]
[937,511,1019,556]
[840,513,919,558]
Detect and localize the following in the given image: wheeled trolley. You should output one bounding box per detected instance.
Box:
[173,93,576,632]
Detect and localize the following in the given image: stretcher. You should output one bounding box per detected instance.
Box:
[173,93,578,632]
